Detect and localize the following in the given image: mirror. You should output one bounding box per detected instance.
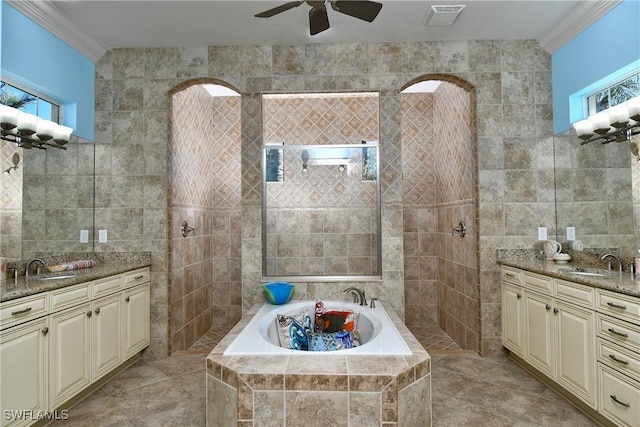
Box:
[553,130,637,257]
[0,136,95,261]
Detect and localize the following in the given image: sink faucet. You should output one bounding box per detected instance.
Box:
[343,287,367,306]
[601,253,623,274]
[25,258,45,278]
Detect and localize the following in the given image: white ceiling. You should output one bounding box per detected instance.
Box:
[9,0,619,62]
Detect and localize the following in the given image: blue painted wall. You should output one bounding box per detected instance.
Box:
[1,2,94,140]
[552,0,640,134]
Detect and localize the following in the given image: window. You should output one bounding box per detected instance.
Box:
[586,72,640,115]
[0,81,60,123]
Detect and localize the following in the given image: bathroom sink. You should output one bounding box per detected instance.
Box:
[559,268,610,278]
[33,273,77,281]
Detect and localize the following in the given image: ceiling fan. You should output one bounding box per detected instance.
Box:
[255,1,383,35]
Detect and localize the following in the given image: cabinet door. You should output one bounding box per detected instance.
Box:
[91,293,122,381]
[555,300,597,409]
[524,290,554,379]
[0,317,48,427]
[122,283,150,359]
[502,282,524,355]
[49,303,91,408]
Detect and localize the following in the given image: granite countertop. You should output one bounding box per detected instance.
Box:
[499,259,640,298]
[1,253,151,303]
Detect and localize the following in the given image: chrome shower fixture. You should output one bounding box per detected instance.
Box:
[3,152,20,175]
[301,149,309,172]
[181,220,195,237]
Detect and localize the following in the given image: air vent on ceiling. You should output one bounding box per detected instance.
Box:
[423,5,465,26]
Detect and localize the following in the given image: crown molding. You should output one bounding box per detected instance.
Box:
[7,0,106,62]
[539,0,622,53]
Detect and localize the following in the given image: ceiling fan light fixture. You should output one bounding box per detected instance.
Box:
[423,5,465,26]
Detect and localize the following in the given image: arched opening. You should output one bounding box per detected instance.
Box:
[167,79,242,353]
[400,74,479,352]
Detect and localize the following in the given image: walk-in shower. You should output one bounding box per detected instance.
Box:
[262,142,381,279]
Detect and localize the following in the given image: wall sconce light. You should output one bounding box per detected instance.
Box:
[573,96,640,145]
[3,152,20,175]
[0,105,72,150]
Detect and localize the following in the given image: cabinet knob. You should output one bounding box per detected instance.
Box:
[553,308,559,314]
[125,296,130,302]
[95,307,101,314]
[86,311,92,317]
[41,327,49,335]
[516,293,522,299]
[545,304,551,311]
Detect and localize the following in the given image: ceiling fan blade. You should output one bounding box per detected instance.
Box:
[331,1,382,22]
[309,5,330,35]
[255,1,304,18]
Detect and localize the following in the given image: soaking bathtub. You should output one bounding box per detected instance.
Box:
[223,300,412,356]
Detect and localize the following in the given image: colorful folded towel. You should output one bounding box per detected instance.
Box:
[47,259,96,272]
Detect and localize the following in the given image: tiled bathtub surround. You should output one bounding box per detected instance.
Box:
[94,39,553,358]
[206,302,431,426]
[402,82,479,352]
[169,83,242,352]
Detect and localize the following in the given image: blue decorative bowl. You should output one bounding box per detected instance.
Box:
[263,282,294,305]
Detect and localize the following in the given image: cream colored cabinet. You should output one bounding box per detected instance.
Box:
[596,288,640,427]
[523,290,555,379]
[502,281,525,356]
[501,266,598,410]
[122,283,150,359]
[554,299,597,408]
[49,303,91,408]
[91,293,122,381]
[0,317,49,427]
[0,267,150,424]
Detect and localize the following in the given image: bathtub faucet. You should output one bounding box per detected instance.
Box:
[343,287,367,306]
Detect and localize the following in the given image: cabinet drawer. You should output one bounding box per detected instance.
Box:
[555,279,595,309]
[123,268,149,288]
[599,364,640,427]
[92,275,122,298]
[597,314,640,353]
[523,271,553,295]
[0,293,48,330]
[596,289,640,326]
[598,338,640,381]
[50,282,91,313]
[501,266,522,285]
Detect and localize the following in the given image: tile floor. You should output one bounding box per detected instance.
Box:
[49,324,598,427]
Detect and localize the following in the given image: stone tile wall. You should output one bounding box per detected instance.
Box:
[401,82,478,352]
[169,84,242,352]
[94,39,553,358]
[0,141,22,261]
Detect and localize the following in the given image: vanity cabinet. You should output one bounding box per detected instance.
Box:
[595,288,640,427]
[0,267,150,427]
[0,317,49,427]
[501,280,525,356]
[501,266,597,410]
[49,302,91,408]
